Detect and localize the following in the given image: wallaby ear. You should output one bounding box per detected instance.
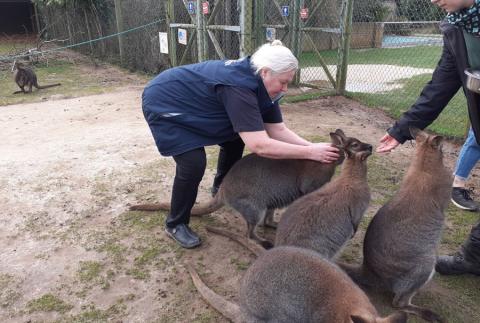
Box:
[408,126,422,139]
[350,314,371,323]
[335,128,347,139]
[330,132,345,148]
[429,135,444,149]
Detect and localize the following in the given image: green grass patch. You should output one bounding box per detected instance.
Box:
[300,46,442,69]
[120,210,165,231]
[77,261,103,283]
[0,58,147,106]
[27,293,73,314]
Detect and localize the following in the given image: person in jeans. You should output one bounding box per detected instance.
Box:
[377,0,480,275]
[141,41,339,249]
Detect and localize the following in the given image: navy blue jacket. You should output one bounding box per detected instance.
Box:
[142,57,279,156]
[388,21,480,144]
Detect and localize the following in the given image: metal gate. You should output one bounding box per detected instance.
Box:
[166,0,353,94]
[166,0,254,66]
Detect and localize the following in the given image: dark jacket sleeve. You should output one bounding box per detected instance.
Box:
[388,33,463,143]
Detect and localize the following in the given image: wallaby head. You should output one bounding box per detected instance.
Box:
[409,127,444,165]
[330,128,373,163]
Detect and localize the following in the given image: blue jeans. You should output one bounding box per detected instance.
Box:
[454,128,480,180]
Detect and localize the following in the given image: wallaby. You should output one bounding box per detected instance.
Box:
[131,129,355,248]
[340,128,452,323]
[12,61,61,94]
[188,246,408,323]
[275,132,372,259]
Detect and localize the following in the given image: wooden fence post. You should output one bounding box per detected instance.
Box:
[113,0,125,65]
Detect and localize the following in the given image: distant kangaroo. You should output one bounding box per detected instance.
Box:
[188,246,407,323]
[340,128,452,323]
[275,132,372,259]
[131,129,356,248]
[13,61,61,94]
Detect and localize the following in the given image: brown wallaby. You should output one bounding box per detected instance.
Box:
[131,129,355,248]
[12,61,61,94]
[340,128,452,323]
[188,246,408,323]
[275,132,372,259]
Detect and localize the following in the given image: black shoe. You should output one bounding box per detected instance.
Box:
[451,187,479,211]
[165,224,201,249]
[435,252,480,276]
[211,185,220,197]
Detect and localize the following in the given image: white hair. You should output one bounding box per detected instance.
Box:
[250,40,299,75]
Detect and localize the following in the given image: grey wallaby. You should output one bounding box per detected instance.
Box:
[188,246,408,323]
[12,61,61,94]
[131,129,356,248]
[275,132,372,259]
[340,128,452,323]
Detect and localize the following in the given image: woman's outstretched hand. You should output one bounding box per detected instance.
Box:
[377,133,400,153]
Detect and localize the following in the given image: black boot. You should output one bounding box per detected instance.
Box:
[436,222,480,275]
[165,223,201,249]
[436,252,480,275]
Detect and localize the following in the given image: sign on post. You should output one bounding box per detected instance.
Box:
[281,6,289,17]
[159,32,168,54]
[266,28,276,41]
[187,2,195,14]
[178,28,187,45]
[202,1,209,15]
[300,8,309,19]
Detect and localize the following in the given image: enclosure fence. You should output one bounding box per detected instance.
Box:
[31,0,469,138]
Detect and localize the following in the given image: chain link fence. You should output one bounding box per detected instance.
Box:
[36,0,168,73]
[32,0,468,138]
[350,0,467,138]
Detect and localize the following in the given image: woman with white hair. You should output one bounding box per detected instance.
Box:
[141,40,339,248]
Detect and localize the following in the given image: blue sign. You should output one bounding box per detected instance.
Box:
[281,5,289,17]
[187,2,195,14]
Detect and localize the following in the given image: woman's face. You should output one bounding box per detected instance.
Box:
[260,69,296,100]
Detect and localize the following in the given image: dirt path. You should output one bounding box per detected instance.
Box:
[1,88,479,322]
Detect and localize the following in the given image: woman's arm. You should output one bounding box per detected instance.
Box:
[239,130,339,163]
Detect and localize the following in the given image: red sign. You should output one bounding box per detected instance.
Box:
[202,1,209,14]
[300,8,308,19]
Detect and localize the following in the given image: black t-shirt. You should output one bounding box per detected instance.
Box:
[216,85,283,133]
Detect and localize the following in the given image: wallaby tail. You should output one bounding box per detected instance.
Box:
[129,202,171,211]
[36,83,61,89]
[206,226,265,257]
[129,190,224,214]
[351,310,408,323]
[190,192,223,216]
[377,311,408,323]
[394,304,445,323]
[186,263,243,323]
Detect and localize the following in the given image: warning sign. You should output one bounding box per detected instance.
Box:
[300,8,308,19]
[202,1,209,15]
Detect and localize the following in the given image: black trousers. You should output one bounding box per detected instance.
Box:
[165,137,244,228]
[463,221,480,265]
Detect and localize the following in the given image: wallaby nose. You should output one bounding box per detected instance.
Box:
[366,144,373,152]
